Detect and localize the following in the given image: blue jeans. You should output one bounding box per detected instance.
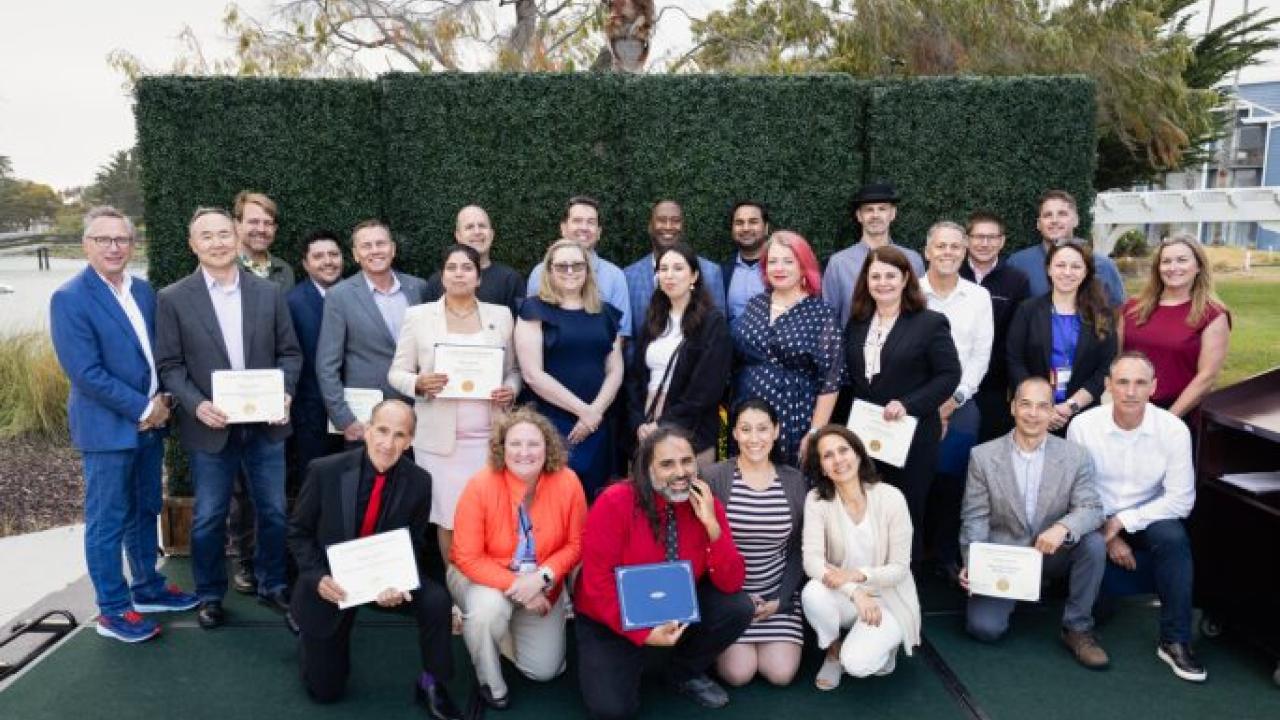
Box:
[189,426,287,600]
[1100,519,1194,644]
[82,430,169,615]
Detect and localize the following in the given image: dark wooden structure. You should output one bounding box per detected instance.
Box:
[1191,367,1280,686]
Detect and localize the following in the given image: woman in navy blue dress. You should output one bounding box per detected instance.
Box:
[732,231,844,465]
[515,239,624,498]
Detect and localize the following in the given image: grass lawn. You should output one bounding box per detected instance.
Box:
[1125,266,1279,388]
[1215,271,1280,386]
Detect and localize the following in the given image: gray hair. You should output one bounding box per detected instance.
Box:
[188,206,234,231]
[926,220,967,246]
[82,206,136,240]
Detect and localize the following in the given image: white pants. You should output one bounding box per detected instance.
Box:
[446,565,568,696]
[801,579,903,677]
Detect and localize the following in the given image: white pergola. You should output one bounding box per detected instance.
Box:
[1091,187,1280,251]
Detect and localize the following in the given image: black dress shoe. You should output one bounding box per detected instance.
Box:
[197,601,225,629]
[415,681,463,720]
[673,673,729,709]
[478,684,510,710]
[284,611,301,636]
[257,588,290,614]
[231,564,256,595]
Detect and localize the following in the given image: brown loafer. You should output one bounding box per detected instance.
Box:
[1061,628,1110,670]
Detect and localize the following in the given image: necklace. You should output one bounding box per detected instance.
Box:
[445,300,478,319]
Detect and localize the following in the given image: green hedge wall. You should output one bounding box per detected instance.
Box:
[138,73,1095,285]
[137,77,385,289]
[863,76,1097,251]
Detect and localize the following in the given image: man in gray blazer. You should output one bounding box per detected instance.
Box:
[155,207,302,629]
[316,219,427,444]
[959,376,1109,669]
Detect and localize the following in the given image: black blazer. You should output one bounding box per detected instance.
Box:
[1006,293,1117,401]
[287,448,433,637]
[719,257,737,301]
[625,308,732,452]
[843,309,961,442]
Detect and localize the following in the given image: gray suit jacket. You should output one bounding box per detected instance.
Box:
[705,459,808,613]
[316,271,427,429]
[959,432,1103,563]
[156,268,303,453]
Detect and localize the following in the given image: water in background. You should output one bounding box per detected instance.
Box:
[0,257,149,336]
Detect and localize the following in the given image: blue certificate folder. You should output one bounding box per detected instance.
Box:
[615,561,700,631]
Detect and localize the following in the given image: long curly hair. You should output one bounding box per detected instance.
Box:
[630,424,697,543]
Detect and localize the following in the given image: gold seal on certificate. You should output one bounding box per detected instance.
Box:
[434,343,503,400]
[968,542,1043,602]
[211,369,286,424]
[845,399,917,468]
[325,527,421,610]
[327,388,384,434]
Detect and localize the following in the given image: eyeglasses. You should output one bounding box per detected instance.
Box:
[86,236,135,248]
[968,233,1003,242]
[551,261,587,275]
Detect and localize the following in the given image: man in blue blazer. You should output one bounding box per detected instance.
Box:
[50,206,199,643]
[287,230,345,492]
[622,199,725,340]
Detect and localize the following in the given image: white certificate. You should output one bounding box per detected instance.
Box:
[845,399,917,468]
[326,527,421,610]
[968,542,1043,602]
[328,388,384,434]
[434,344,504,400]
[211,369,285,424]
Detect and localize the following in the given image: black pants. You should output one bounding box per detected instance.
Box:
[576,583,753,720]
[298,578,453,703]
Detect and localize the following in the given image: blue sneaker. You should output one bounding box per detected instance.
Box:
[133,584,200,613]
[97,611,161,643]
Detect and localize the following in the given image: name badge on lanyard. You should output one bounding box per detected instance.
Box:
[1051,367,1072,401]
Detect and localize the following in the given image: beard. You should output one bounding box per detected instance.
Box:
[657,477,692,503]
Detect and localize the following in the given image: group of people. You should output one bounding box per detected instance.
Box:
[50,181,1232,720]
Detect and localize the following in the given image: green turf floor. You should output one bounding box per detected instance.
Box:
[3,559,1278,720]
[924,601,1280,720]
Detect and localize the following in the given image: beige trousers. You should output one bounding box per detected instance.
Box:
[446,565,568,697]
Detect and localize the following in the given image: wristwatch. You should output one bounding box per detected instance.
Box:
[1067,400,1080,414]
[538,566,554,589]
[951,389,968,406]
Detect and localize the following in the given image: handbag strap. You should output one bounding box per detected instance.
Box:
[645,338,686,423]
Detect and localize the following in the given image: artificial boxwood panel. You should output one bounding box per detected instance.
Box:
[379,73,626,275]
[616,74,865,264]
[863,76,1097,253]
[136,77,386,289]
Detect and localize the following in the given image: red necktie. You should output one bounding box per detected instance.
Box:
[358,473,387,537]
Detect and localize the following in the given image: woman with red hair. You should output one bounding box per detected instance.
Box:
[731,231,844,464]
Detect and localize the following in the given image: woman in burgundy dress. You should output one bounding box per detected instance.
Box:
[1119,233,1231,418]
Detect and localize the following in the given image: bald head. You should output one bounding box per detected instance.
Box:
[454,205,494,262]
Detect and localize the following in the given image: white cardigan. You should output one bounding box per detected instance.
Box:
[801,482,922,654]
[387,300,520,455]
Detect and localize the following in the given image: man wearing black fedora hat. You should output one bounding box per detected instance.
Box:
[822,181,925,328]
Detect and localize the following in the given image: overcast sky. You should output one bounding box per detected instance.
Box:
[1,0,1275,191]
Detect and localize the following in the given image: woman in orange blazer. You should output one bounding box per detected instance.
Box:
[447,406,588,709]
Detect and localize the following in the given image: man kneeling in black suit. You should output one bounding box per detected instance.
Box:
[287,399,462,720]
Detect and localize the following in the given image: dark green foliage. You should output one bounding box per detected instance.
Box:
[136,77,386,289]
[138,73,1093,280]
[1110,229,1150,259]
[863,76,1097,254]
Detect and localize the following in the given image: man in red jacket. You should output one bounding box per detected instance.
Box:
[574,426,752,720]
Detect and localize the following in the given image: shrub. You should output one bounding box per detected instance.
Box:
[0,332,70,440]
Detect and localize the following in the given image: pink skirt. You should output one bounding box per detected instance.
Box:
[421,400,492,529]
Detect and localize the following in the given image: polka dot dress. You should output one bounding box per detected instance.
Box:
[731,293,844,463]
